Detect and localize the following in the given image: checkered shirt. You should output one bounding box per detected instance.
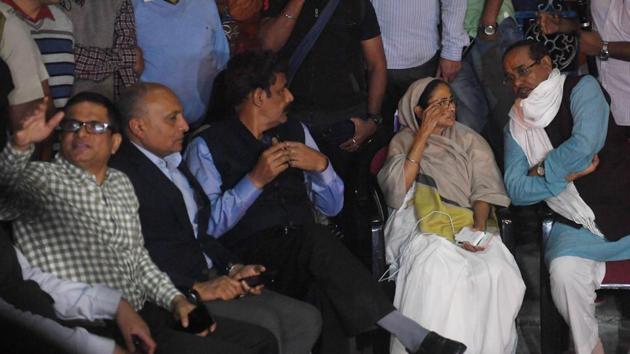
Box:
[0,143,181,311]
[73,0,138,98]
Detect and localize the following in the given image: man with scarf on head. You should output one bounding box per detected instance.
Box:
[502,39,630,354]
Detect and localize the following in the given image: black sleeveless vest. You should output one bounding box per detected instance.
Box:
[545,76,630,240]
[200,119,314,245]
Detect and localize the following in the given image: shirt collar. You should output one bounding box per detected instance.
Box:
[54,154,112,186]
[2,0,54,22]
[131,141,182,171]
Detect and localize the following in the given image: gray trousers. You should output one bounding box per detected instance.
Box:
[205,290,322,354]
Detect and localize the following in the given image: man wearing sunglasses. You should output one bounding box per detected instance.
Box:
[503,40,630,354]
[0,92,278,354]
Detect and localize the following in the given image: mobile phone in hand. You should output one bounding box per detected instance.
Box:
[176,305,215,334]
[240,272,275,287]
[132,335,148,354]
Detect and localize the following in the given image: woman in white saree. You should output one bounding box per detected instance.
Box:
[377,78,525,354]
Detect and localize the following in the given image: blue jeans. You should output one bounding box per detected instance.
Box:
[451,17,522,134]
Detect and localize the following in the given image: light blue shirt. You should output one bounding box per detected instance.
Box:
[133,0,229,124]
[184,123,345,237]
[503,75,630,264]
[504,76,608,206]
[371,0,469,69]
[14,247,120,354]
[131,142,213,268]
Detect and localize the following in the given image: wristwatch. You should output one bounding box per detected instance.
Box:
[599,41,609,61]
[364,112,384,126]
[186,288,202,305]
[536,161,545,177]
[479,23,497,36]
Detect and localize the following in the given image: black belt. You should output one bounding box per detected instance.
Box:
[553,213,582,230]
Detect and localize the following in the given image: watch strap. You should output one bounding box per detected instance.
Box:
[186,288,202,305]
[599,41,609,61]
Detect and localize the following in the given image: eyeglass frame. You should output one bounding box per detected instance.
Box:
[426,96,456,109]
[503,59,541,86]
[57,118,114,135]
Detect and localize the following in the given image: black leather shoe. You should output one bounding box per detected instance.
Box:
[410,331,467,354]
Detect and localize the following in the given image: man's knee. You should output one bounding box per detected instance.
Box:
[292,301,323,337]
[549,257,582,290]
[549,256,601,296]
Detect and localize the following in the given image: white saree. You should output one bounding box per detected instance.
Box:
[380,77,526,354]
[385,190,525,354]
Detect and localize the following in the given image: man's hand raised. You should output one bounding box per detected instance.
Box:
[248,139,290,188]
[285,141,328,172]
[11,98,64,150]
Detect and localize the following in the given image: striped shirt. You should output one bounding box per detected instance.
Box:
[371,0,469,70]
[591,0,630,126]
[3,2,74,108]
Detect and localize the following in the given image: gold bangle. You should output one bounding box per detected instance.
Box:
[405,156,420,166]
[282,11,297,20]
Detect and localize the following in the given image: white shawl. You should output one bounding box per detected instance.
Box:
[508,69,603,237]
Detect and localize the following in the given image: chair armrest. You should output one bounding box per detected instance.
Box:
[496,207,515,252]
[367,175,388,279]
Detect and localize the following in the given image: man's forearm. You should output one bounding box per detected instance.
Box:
[0,298,116,354]
[362,38,387,115]
[440,0,469,60]
[259,0,305,52]
[480,0,503,25]
[608,41,630,61]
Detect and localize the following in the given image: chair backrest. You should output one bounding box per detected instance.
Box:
[369,146,388,177]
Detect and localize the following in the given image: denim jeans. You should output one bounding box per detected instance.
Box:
[450,17,522,163]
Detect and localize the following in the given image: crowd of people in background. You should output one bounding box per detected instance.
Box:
[0,0,629,354]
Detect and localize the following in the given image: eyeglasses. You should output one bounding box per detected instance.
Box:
[58,119,112,134]
[503,60,540,86]
[427,97,456,109]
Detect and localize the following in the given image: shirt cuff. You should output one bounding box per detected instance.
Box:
[166,290,185,312]
[543,161,569,196]
[91,284,123,319]
[440,45,464,62]
[3,141,35,162]
[239,175,264,203]
[306,160,335,186]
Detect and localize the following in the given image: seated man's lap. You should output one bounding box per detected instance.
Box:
[138,302,279,354]
[203,289,321,349]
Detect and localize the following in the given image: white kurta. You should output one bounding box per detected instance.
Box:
[385,193,525,354]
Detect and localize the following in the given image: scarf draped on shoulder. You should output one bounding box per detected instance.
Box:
[377,77,510,215]
[508,69,603,236]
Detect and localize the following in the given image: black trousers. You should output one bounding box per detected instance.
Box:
[138,303,279,354]
[80,302,279,354]
[223,224,395,354]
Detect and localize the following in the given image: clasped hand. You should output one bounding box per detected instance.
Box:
[249,138,328,188]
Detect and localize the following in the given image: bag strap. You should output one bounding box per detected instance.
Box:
[286,0,341,83]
